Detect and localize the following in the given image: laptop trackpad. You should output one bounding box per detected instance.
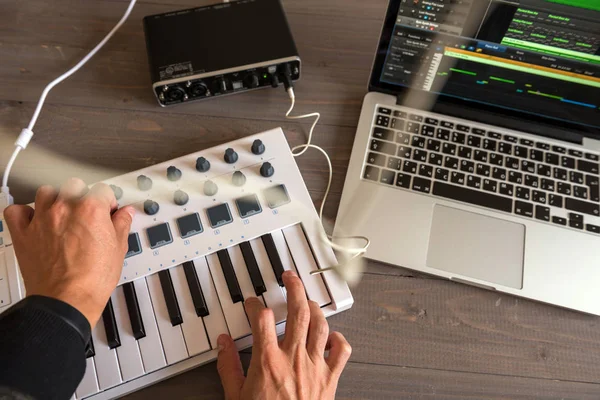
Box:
[426,205,525,289]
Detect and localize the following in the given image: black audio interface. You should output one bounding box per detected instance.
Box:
[143,0,300,107]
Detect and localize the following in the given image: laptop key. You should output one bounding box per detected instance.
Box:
[381,170,396,185]
[426,139,441,152]
[521,160,536,174]
[467,175,481,189]
[375,115,390,127]
[412,136,426,149]
[450,172,466,185]
[460,160,475,173]
[504,135,518,143]
[483,179,497,193]
[536,142,550,150]
[498,142,512,155]
[535,206,550,221]
[467,135,481,148]
[436,128,450,141]
[586,224,600,234]
[403,160,418,174]
[397,146,412,159]
[396,173,412,188]
[388,157,402,171]
[585,153,599,161]
[586,175,600,201]
[406,122,420,134]
[473,150,488,163]
[366,152,386,167]
[419,165,433,178]
[553,168,568,181]
[557,182,572,196]
[569,171,584,184]
[552,146,566,154]
[482,139,497,151]
[489,153,503,166]
[378,107,391,115]
[524,175,539,188]
[537,164,551,177]
[505,157,519,170]
[561,156,576,169]
[578,160,599,174]
[442,143,457,156]
[428,153,443,166]
[433,182,513,213]
[508,171,523,184]
[476,164,490,177]
[568,149,583,158]
[552,216,567,226]
[530,149,543,161]
[573,185,588,199]
[489,132,502,139]
[514,146,528,158]
[396,132,411,145]
[370,139,396,155]
[363,166,380,181]
[566,198,600,216]
[442,121,454,129]
[569,219,584,230]
[452,132,466,144]
[457,124,470,133]
[435,168,450,182]
[515,201,534,218]
[421,125,436,137]
[413,150,428,162]
[412,177,432,194]
[532,190,547,204]
[372,128,394,141]
[499,183,514,196]
[516,187,530,200]
[541,178,555,192]
[444,156,459,169]
[549,194,563,208]
[546,153,559,165]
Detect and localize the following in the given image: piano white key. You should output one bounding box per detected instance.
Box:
[206,253,251,340]
[228,245,265,305]
[281,225,332,307]
[75,357,99,398]
[269,230,297,274]
[133,278,167,373]
[249,238,288,323]
[170,265,212,357]
[146,274,188,364]
[111,288,145,381]
[193,257,229,349]
[91,316,122,390]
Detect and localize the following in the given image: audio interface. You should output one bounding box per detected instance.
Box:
[143,0,301,107]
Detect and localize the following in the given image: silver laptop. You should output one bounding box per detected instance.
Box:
[334,0,600,315]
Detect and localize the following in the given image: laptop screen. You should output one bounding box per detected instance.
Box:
[371,0,600,132]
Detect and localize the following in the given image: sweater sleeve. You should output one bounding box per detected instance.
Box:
[0,295,91,400]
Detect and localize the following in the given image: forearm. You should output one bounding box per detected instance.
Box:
[0,296,90,400]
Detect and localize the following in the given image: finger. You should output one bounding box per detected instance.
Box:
[111,206,135,245]
[3,205,34,234]
[85,183,117,211]
[325,332,352,376]
[216,334,245,400]
[34,185,58,211]
[244,297,277,352]
[307,300,329,361]
[282,270,310,349]
[57,177,88,202]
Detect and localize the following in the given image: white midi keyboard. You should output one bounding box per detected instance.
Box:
[0,128,354,399]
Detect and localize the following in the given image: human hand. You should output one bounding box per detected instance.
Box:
[217,270,352,400]
[3,178,135,326]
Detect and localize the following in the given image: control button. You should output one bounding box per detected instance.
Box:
[174,190,189,206]
[126,233,142,259]
[235,194,262,218]
[244,73,260,89]
[204,180,219,196]
[206,203,234,228]
[176,213,203,239]
[251,139,266,155]
[144,200,160,216]
[260,162,275,178]
[167,166,182,182]
[196,157,211,173]
[137,175,153,191]
[232,171,247,187]
[110,185,123,200]
[224,148,238,164]
[270,74,280,88]
[146,223,173,249]
[264,185,291,209]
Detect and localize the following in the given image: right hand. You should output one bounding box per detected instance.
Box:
[216,270,352,400]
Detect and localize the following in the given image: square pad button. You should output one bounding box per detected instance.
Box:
[207,203,233,228]
[126,233,142,258]
[236,194,262,218]
[177,213,203,238]
[147,223,173,249]
[263,184,291,209]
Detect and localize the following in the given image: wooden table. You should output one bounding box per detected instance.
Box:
[2,0,600,398]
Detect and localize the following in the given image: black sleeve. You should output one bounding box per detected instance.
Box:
[0,295,91,400]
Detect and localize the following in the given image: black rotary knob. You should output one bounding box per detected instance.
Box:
[251,139,266,155]
[260,162,275,178]
[224,148,239,164]
[244,73,260,89]
[196,157,211,173]
[143,200,160,216]
[167,166,182,181]
[232,171,247,187]
[204,180,218,196]
[110,185,123,200]
[270,74,280,88]
[174,190,189,206]
[137,175,153,191]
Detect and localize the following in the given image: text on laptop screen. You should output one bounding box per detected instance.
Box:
[380,0,600,130]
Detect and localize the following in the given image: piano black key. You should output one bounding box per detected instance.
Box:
[85,337,95,359]
[122,282,146,340]
[102,299,121,349]
[158,270,183,326]
[261,233,285,287]
[217,250,244,303]
[239,242,267,296]
[182,261,209,317]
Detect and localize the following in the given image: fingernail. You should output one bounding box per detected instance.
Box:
[217,334,228,352]
[282,270,296,278]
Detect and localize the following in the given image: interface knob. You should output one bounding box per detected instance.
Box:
[260,162,275,178]
[251,139,266,155]
[224,148,239,164]
[270,74,280,88]
[174,190,189,206]
[232,171,247,187]
[167,166,182,181]
[244,73,260,89]
[204,180,219,196]
[137,175,153,191]
[196,157,211,173]
[110,185,123,200]
[144,200,160,216]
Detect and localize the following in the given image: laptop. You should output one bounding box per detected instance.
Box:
[334,0,600,315]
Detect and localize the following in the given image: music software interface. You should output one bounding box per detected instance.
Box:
[381,0,600,129]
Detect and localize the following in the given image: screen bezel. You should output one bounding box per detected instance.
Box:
[368,0,600,140]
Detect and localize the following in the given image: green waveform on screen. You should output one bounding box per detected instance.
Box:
[544,0,600,12]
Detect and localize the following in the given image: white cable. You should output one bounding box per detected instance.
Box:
[1,0,137,195]
[285,88,370,278]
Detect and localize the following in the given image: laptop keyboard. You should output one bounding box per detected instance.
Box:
[364,106,600,234]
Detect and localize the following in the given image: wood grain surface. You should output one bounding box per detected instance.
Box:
[1,0,599,398]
